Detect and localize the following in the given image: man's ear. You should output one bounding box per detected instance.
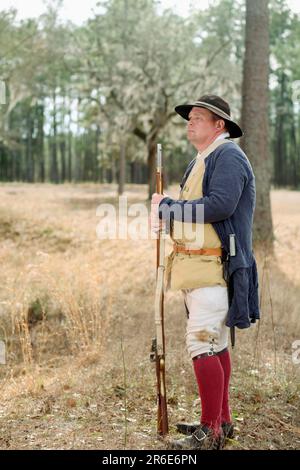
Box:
[216,119,225,131]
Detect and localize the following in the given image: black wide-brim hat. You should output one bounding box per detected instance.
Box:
[175,94,243,139]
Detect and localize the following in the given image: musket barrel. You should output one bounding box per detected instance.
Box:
[157,143,162,169]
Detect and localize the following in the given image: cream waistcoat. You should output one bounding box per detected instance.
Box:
[165,139,230,291]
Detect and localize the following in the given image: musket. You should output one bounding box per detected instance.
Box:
[150,143,169,436]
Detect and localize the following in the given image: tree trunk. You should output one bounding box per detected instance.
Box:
[118,140,126,195]
[240,0,273,248]
[111,154,117,184]
[94,125,100,182]
[67,123,72,182]
[60,139,66,182]
[290,114,298,188]
[82,132,87,180]
[274,71,286,186]
[147,132,159,200]
[51,89,59,184]
[60,95,67,183]
[26,112,34,182]
[74,100,81,182]
[36,102,45,182]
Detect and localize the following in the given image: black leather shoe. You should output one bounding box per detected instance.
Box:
[176,421,234,439]
[176,421,199,435]
[169,425,223,451]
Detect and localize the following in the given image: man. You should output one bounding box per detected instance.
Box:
[151,95,260,450]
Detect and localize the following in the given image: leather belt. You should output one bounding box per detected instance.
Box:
[192,347,228,360]
[173,244,222,257]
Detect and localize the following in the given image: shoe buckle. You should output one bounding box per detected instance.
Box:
[193,429,206,443]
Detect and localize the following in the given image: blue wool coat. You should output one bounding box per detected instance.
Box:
[159,140,260,329]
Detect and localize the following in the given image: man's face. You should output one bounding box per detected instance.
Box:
[187,107,223,145]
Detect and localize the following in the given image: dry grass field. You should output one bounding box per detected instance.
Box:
[0,183,299,450]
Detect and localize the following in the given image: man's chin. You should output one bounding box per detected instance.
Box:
[187,135,197,145]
